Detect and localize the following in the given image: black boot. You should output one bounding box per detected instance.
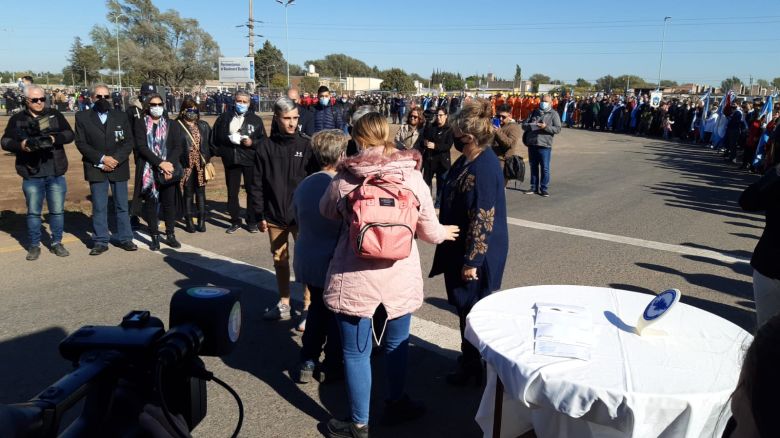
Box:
[196,213,207,232]
[149,234,161,251]
[445,356,483,387]
[165,232,181,249]
[184,215,196,233]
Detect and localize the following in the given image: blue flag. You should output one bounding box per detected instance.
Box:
[752,93,777,168]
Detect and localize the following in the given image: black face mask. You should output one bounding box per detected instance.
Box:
[93,98,111,113]
[453,135,468,153]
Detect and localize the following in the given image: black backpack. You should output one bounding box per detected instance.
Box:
[504,155,525,182]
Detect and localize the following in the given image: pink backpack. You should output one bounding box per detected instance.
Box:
[346,174,420,261]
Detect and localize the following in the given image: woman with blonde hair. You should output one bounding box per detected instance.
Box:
[320,111,459,437]
[430,98,509,386]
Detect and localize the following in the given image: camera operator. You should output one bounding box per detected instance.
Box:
[1,84,75,261]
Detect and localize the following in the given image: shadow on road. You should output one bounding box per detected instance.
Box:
[0,326,70,404]
[0,209,93,250]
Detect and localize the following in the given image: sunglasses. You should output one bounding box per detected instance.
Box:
[27,97,46,103]
[94,94,111,99]
[409,115,420,119]
[185,108,199,113]
[148,102,164,107]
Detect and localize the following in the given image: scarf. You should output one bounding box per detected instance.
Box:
[141,115,168,199]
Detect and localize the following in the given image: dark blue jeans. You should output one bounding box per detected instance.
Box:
[89,179,133,245]
[22,175,66,247]
[527,146,552,192]
[336,312,411,425]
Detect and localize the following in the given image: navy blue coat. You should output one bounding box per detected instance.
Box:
[311,104,343,133]
[429,149,508,309]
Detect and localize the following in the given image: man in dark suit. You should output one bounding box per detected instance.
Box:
[211,90,267,233]
[74,84,137,255]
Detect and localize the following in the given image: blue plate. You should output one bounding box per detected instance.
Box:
[643,289,679,321]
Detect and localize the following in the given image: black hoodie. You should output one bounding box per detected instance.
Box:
[251,132,319,227]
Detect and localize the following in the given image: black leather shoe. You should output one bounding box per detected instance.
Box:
[226,224,241,234]
[49,243,70,257]
[196,214,207,232]
[26,246,41,261]
[445,357,483,387]
[89,244,109,256]
[326,418,369,438]
[117,240,138,251]
[165,233,181,249]
[149,234,160,251]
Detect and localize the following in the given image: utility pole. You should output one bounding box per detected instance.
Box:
[248,0,255,56]
[112,13,127,91]
[657,16,671,90]
[276,0,295,88]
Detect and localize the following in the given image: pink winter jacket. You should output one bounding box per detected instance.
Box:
[319,147,449,319]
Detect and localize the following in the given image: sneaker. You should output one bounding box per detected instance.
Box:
[297,360,316,384]
[49,243,70,257]
[247,224,260,233]
[226,224,241,234]
[539,190,550,197]
[263,302,292,321]
[382,394,426,426]
[524,189,537,195]
[326,418,369,438]
[26,246,41,261]
[296,310,308,332]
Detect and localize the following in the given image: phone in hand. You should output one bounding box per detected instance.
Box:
[492,117,501,128]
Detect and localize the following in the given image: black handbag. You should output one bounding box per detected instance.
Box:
[504,155,526,182]
[154,161,183,186]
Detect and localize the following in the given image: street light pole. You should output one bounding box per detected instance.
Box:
[276,0,295,88]
[657,16,671,91]
[112,13,127,91]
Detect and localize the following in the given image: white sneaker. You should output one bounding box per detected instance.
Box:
[263,302,292,321]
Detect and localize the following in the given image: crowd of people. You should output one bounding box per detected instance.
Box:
[2,75,779,437]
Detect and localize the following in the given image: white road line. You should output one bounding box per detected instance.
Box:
[507,217,751,265]
[134,231,462,360]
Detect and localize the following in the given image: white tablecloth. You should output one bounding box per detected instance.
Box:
[465,286,753,438]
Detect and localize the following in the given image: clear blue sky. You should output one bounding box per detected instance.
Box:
[2,0,779,87]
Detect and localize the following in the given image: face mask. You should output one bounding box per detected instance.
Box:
[540,102,551,111]
[453,135,468,153]
[319,97,330,106]
[149,106,164,118]
[235,103,248,114]
[184,111,198,121]
[93,98,111,113]
[341,98,347,103]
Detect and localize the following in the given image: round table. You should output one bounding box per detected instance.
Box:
[465,285,753,438]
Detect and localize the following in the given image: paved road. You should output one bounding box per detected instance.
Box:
[0,127,762,437]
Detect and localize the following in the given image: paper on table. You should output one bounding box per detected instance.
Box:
[534,303,593,361]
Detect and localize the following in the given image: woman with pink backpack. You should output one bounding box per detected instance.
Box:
[319,112,459,438]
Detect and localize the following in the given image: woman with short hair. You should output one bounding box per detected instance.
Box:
[131,93,183,250]
[430,99,509,386]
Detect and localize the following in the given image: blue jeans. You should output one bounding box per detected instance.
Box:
[336,312,411,425]
[527,146,551,191]
[89,179,133,245]
[22,176,66,247]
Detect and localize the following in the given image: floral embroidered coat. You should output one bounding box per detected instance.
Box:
[429,149,508,309]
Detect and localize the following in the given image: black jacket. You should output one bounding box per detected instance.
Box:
[130,116,184,215]
[250,132,319,227]
[269,103,314,137]
[211,111,267,167]
[739,165,780,280]
[1,108,74,178]
[174,119,214,168]
[74,109,134,182]
[421,122,454,169]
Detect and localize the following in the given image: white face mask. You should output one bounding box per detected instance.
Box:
[150,106,164,118]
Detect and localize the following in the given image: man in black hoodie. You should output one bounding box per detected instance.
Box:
[252,97,319,323]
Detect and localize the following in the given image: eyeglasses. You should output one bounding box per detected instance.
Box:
[185,108,199,113]
[148,102,164,107]
[27,97,46,103]
[94,94,110,100]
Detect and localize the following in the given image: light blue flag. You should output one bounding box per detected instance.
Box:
[752,93,777,167]
[699,88,711,141]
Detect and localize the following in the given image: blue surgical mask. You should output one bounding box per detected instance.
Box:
[319,97,330,106]
[235,103,248,114]
[540,102,551,111]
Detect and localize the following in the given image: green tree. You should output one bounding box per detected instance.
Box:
[574,78,592,89]
[90,0,221,88]
[379,68,416,93]
[756,79,771,89]
[514,65,522,82]
[304,53,372,77]
[528,73,551,92]
[254,40,290,85]
[660,80,678,87]
[594,75,616,92]
[772,77,780,90]
[721,76,742,92]
[64,37,103,86]
[299,76,321,93]
[270,73,288,89]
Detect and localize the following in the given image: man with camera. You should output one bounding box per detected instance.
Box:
[1,85,75,260]
[74,84,137,255]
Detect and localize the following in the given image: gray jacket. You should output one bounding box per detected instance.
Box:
[522,108,562,148]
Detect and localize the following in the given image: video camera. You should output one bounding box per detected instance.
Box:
[0,286,243,438]
[23,118,54,153]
